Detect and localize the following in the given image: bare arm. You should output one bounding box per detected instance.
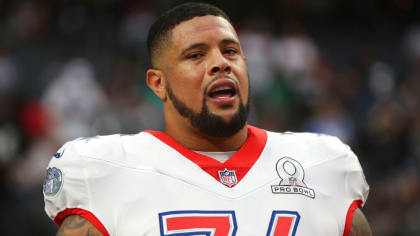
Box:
[349,208,372,236]
[56,215,103,236]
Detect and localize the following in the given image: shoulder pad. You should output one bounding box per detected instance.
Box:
[269,131,350,157]
[69,134,126,162]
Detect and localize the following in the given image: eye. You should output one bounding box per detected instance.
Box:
[187,52,204,60]
[224,48,238,56]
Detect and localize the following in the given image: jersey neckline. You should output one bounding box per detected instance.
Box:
[144,125,267,188]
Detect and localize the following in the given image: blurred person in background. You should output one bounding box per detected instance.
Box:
[42,2,371,236]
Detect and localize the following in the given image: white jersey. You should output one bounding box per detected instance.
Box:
[43,126,369,236]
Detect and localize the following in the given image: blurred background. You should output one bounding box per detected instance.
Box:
[0,0,419,235]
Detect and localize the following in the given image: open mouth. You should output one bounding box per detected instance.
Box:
[207,80,238,99]
[208,85,237,98]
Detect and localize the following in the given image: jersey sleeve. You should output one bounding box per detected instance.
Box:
[342,142,370,236]
[316,134,369,204]
[43,141,110,236]
[315,134,369,236]
[344,146,369,206]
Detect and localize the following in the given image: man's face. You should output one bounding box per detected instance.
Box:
[161,15,250,137]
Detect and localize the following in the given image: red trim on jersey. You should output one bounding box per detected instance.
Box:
[145,125,267,187]
[54,208,110,236]
[343,200,363,236]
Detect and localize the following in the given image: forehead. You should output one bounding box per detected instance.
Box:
[171,15,238,48]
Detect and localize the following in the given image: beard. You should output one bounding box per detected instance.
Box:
[165,78,250,138]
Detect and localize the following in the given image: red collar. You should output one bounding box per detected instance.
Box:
[145,125,267,187]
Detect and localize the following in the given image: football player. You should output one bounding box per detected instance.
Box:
[44,2,371,236]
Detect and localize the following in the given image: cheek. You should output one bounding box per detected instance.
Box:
[240,82,250,103]
[169,67,206,102]
[170,66,203,88]
[233,63,249,98]
[178,61,205,78]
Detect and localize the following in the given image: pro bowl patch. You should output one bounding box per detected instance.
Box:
[43,167,63,196]
[271,157,315,199]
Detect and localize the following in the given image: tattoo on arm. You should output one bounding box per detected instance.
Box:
[57,215,103,236]
[349,208,372,236]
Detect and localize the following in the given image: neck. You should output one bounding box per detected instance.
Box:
[165,117,248,152]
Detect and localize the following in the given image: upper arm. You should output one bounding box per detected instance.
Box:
[349,208,372,236]
[45,142,112,236]
[57,215,103,236]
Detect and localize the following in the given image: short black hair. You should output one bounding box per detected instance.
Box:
[147,2,232,68]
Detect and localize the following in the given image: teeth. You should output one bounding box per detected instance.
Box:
[212,86,232,93]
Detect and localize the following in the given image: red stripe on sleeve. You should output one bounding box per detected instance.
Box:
[54,208,110,236]
[343,200,363,236]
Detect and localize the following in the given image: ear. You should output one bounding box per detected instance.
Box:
[146,69,167,101]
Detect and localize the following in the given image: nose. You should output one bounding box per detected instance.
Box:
[211,65,231,74]
[208,51,231,75]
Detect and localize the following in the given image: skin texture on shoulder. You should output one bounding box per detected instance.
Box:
[56,215,103,236]
[349,209,372,236]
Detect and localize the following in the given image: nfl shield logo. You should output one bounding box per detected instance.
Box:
[289,177,297,185]
[218,168,237,187]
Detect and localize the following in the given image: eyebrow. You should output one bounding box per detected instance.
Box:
[220,38,240,47]
[181,43,208,56]
[180,38,241,56]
